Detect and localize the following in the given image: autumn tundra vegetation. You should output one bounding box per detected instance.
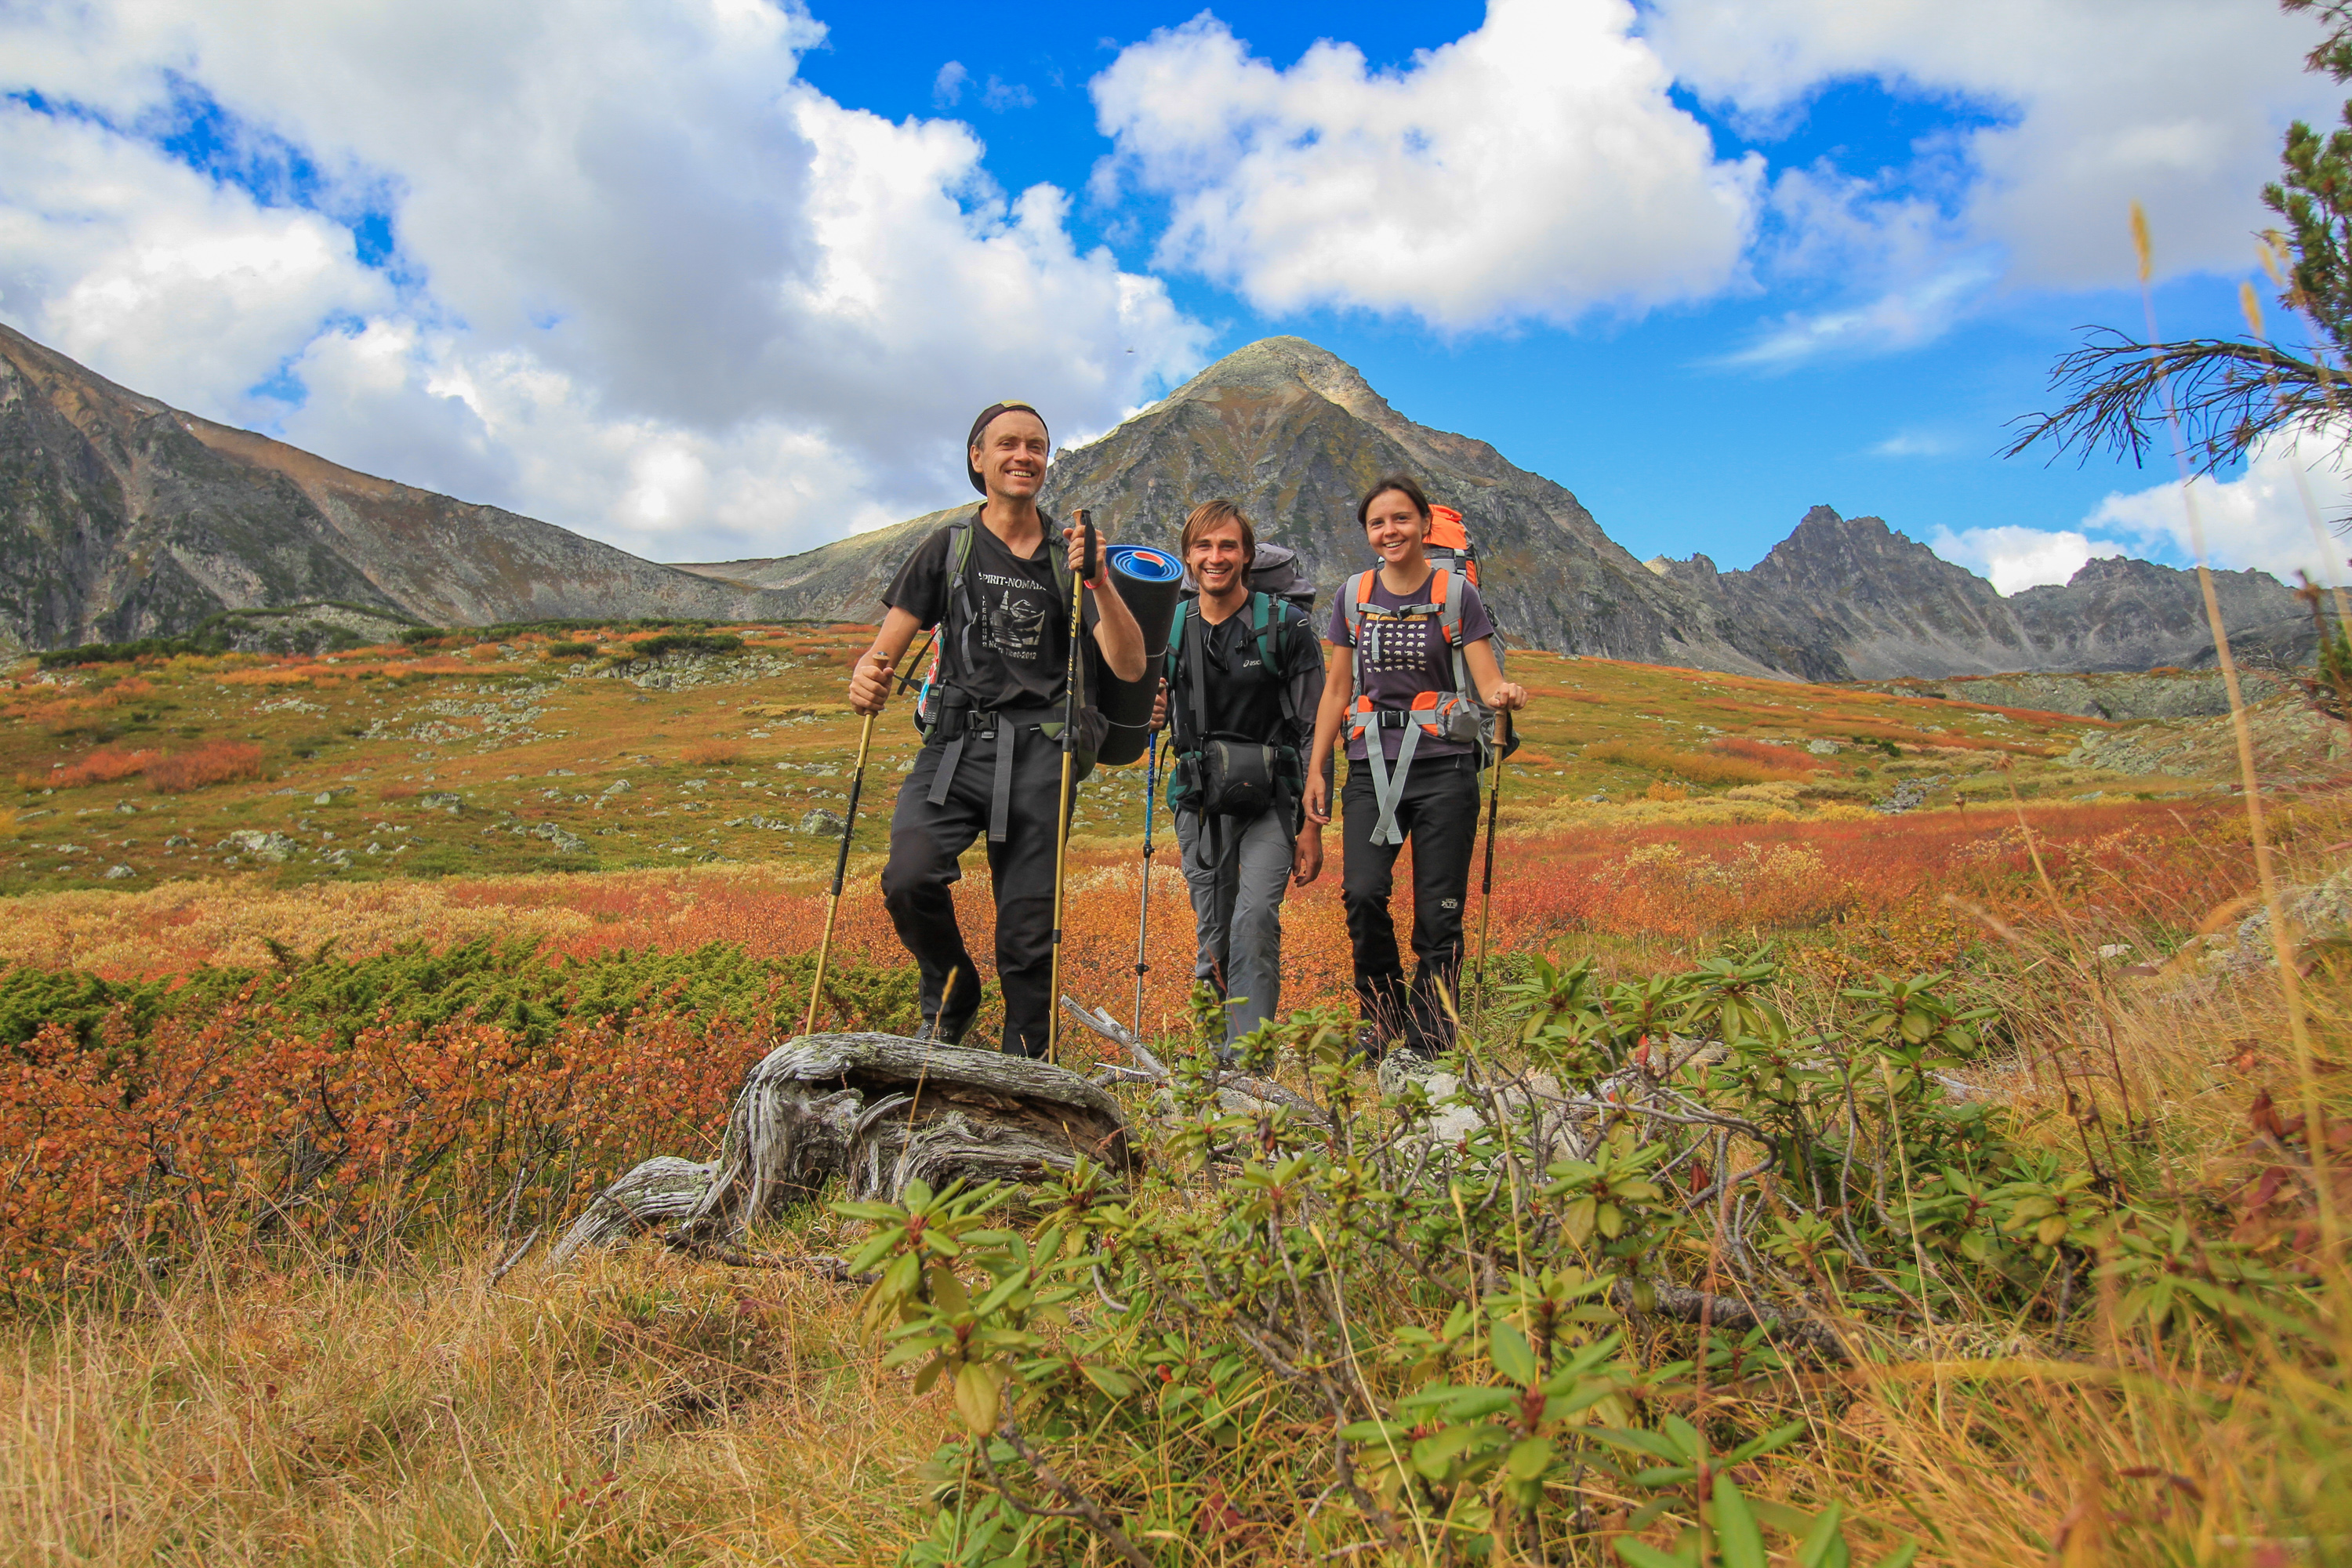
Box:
[0,617,2347,1565]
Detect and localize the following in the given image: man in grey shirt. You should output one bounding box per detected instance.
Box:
[1156,499,1326,1055]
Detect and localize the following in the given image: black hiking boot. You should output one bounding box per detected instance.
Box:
[911,1014,975,1046]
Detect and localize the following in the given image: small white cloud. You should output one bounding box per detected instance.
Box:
[2085,432,2352,589]
[1927,524,2127,595]
[932,60,967,108]
[1870,430,1960,458]
[1717,261,1991,369]
[1090,0,1762,329]
[982,76,1034,111]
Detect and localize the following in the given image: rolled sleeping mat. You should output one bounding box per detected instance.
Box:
[1095,542,1184,765]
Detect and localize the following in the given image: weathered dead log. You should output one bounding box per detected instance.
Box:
[1063,994,1330,1125]
[551,1033,1135,1266]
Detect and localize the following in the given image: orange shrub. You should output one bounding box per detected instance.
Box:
[147,740,266,793]
[0,1008,755,1294]
[1706,736,1822,771]
[216,664,343,687]
[684,740,746,766]
[14,746,159,790]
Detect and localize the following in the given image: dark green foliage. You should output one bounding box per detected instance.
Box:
[36,603,421,666]
[544,640,597,657]
[2288,0,2352,85]
[851,955,2303,1563]
[0,938,920,1060]
[626,631,744,659]
[0,967,178,1054]
[39,634,219,669]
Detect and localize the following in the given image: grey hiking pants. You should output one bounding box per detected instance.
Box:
[1174,804,1294,1050]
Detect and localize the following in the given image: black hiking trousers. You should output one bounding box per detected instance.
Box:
[1340,752,1479,1056]
[881,719,1074,1058]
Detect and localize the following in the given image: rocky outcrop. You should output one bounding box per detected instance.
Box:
[1857,669,2294,720]
[0,321,797,648]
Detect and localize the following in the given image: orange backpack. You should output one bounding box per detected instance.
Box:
[1426,504,1479,588]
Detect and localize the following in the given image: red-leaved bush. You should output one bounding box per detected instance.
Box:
[14,746,159,790]
[0,1004,758,1297]
[146,740,266,793]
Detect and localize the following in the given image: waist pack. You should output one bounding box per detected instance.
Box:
[1165,593,1303,821]
[1176,735,1294,818]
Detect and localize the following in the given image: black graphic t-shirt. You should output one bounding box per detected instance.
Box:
[884,508,1101,713]
[1169,601,1322,753]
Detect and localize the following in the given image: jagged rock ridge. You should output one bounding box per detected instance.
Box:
[0,321,794,650]
[1647,506,2318,680]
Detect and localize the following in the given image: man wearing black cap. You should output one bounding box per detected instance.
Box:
[847,403,1145,1056]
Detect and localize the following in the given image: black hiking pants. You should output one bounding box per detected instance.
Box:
[1341,752,1479,1056]
[881,718,1074,1058]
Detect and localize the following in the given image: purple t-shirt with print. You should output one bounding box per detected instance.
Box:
[1327,569,1496,760]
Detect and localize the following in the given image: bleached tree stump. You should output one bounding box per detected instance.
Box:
[551,1033,1135,1265]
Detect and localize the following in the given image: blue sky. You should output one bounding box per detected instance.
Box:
[0,0,2341,589]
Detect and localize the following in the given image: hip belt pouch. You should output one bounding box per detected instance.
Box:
[1198,736,1283,818]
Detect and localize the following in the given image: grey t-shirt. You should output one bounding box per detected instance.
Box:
[1327,569,1496,760]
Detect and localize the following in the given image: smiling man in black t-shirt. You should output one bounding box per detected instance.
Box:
[846,402,1145,1056]
[1156,499,1325,1056]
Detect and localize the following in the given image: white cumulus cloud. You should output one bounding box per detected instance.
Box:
[0,0,1207,562]
[2084,434,2352,589]
[1089,0,1764,329]
[1927,524,2127,595]
[1648,0,2339,292]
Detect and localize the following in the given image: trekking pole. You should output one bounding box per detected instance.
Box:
[1473,710,1512,1017]
[1132,726,1163,1040]
[1046,511,1096,1064]
[804,636,926,1036]
[804,704,878,1036]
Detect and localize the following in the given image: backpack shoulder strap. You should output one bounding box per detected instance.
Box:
[1249,591,1283,672]
[940,517,979,687]
[1344,570,1378,698]
[1440,569,1475,696]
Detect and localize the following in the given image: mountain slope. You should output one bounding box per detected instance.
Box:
[0,321,791,649]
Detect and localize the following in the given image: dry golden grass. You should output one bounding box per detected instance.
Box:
[2,1240,947,1566]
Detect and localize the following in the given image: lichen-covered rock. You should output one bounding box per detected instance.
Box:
[216,829,299,862]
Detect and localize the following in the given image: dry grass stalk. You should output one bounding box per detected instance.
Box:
[2136,200,2338,1255]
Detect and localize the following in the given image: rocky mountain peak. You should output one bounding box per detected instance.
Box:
[1158,335,1405,433]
